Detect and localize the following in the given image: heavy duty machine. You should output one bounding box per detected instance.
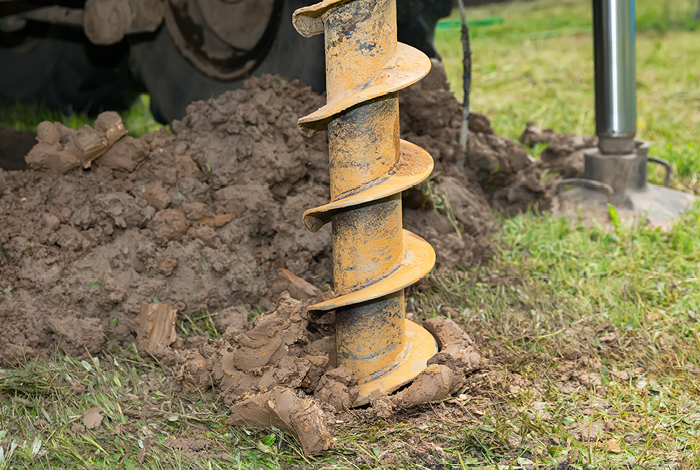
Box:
[293,0,438,406]
[557,0,696,227]
[0,0,452,123]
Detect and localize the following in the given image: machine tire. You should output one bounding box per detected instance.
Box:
[130,0,451,124]
[0,23,140,114]
[129,0,326,124]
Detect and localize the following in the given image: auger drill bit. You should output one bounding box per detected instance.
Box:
[293,0,438,406]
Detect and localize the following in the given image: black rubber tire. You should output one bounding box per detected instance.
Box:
[129,0,326,124]
[130,0,451,124]
[0,23,140,114]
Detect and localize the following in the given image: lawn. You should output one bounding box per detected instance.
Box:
[435,0,700,188]
[2,0,700,469]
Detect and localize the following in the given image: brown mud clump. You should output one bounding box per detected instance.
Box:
[0,68,537,365]
[519,121,597,179]
[137,302,180,354]
[143,293,482,455]
[0,66,556,451]
[26,112,129,173]
[540,134,597,179]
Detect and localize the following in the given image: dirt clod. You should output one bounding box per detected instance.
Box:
[148,210,188,243]
[519,121,560,147]
[313,365,359,412]
[71,423,86,435]
[26,112,127,173]
[394,364,455,408]
[83,407,104,429]
[371,396,394,419]
[136,302,179,353]
[213,305,248,334]
[541,134,596,179]
[272,268,322,302]
[227,387,333,455]
[391,318,481,409]
[169,294,328,402]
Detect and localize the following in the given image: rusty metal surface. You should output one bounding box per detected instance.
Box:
[310,230,435,311]
[303,140,433,231]
[293,0,437,405]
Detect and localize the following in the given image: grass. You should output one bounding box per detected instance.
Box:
[407,204,700,468]
[2,0,700,468]
[435,0,700,189]
[0,348,308,469]
[0,95,162,138]
[4,207,700,468]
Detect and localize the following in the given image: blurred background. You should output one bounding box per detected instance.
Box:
[1,0,698,187]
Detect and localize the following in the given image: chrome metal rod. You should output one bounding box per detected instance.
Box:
[593,0,637,154]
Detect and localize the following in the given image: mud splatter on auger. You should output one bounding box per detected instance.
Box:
[293,0,438,406]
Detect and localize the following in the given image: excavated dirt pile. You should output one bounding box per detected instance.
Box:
[0,63,553,366]
[0,62,584,453]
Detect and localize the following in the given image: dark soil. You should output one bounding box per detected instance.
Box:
[0,126,33,171]
[0,62,595,455]
[0,62,563,366]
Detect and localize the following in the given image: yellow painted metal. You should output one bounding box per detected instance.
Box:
[293,0,437,406]
[309,230,435,311]
[303,140,433,231]
[354,319,438,406]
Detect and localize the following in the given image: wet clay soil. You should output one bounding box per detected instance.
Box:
[0,63,563,364]
[0,64,585,453]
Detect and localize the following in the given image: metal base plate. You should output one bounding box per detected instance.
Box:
[352,319,438,407]
[555,184,697,229]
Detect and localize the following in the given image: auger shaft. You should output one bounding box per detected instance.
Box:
[330,96,405,380]
[293,0,438,405]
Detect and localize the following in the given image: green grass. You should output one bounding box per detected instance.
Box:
[0,95,162,138]
[436,0,700,190]
[0,348,309,469]
[407,204,700,469]
[2,0,700,468]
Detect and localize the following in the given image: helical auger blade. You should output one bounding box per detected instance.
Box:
[293,0,437,406]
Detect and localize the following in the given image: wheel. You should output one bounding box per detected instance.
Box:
[129,0,326,123]
[0,22,140,114]
[129,0,452,124]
